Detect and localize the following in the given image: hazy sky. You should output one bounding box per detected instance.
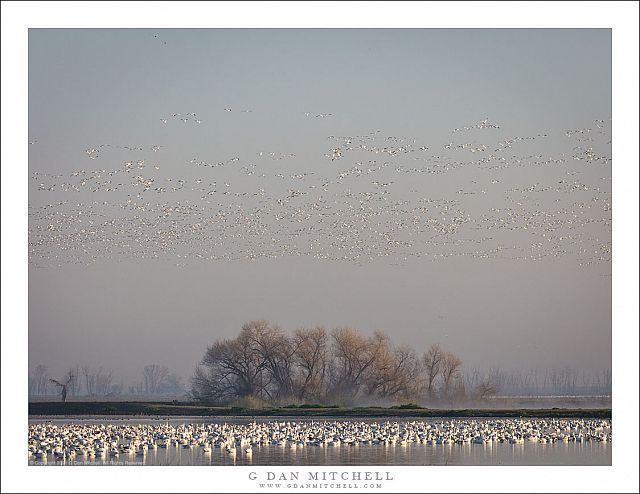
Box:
[28,28,612,385]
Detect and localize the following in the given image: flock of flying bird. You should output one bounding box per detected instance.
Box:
[28,418,611,464]
[28,114,611,270]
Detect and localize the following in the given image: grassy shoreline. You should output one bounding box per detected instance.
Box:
[28,401,611,419]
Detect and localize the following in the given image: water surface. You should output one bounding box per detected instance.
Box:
[28,416,611,466]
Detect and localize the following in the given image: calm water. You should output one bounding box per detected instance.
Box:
[28,416,611,466]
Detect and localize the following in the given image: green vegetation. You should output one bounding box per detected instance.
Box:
[28,401,611,419]
[283,403,341,409]
[391,402,424,409]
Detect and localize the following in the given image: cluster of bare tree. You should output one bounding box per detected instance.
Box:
[29,365,122,399]
[191,321,475,405]
[81,366,117,396]
[29,338,610,404]
[464,367,612,397]
[127,365,184,396]
[29,364,185,401]
[30,365,54,396]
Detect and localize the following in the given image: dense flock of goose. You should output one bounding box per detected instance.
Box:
[28,418,611,463]
[28,114,611,269]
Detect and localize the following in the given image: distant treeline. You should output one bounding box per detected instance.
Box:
[30,322,611,404]
[464,367,612,397]
[191,321,612,406]
[190,321,504,405]
[29,364,185,399]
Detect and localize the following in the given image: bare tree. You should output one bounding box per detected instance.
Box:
[293,326,328,401]
[191,321,612,405]
[163,373,184,396]
[28,374,36,397]
[107,381,123,397]
[79,366,116,396]
[489,368,506,394]
[465,368,482,394]
[328,328,388,400]
[68,365,80,396]
[364,337,394,398]
[143,365,169,395]
[33,365,49,396]
[191,329,267,402]
[129,381,145,395]
[602,369,611,394]
[550,368,560,395]
[422,344,443,400]
[581,370,590,394]
[440,352,463,400]
[246,321,297,403]
[474,375,500,401]
[462,366,611,397]
[82,365,97,396]
[367,344,422,401]
[95,368,114,395]
[50,372,74,402]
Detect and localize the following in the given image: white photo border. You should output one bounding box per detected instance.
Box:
[2,1,638,493]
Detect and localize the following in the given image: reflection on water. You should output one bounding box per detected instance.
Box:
[29,439,610,466]
[28,416,611,466]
